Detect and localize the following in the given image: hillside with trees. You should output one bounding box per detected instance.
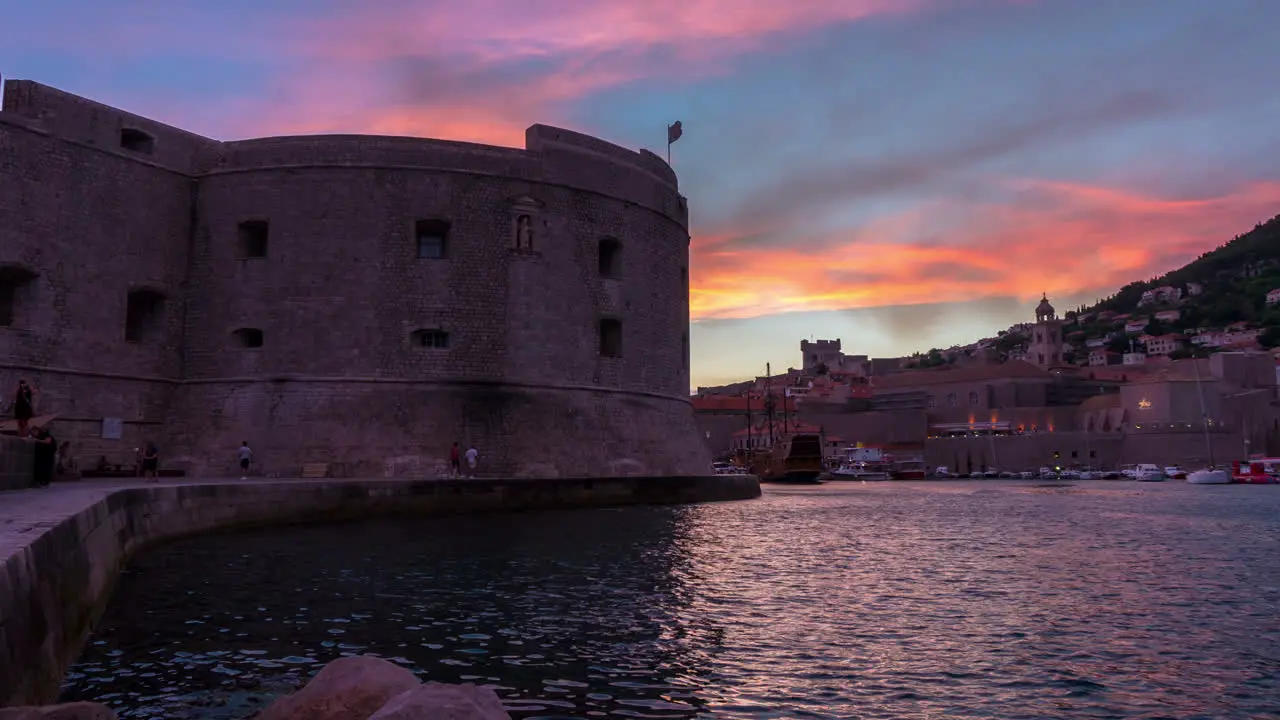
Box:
[906,213,1280,367]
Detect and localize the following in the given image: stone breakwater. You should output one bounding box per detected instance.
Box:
[1,655,512,719]
[0,475,760,707]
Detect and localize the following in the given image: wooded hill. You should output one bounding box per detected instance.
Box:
[1066,213,1280,352]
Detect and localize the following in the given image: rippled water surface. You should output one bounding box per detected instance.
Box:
[62,481,1280,719]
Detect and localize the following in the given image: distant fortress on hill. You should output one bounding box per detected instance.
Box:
[0,77,711,478]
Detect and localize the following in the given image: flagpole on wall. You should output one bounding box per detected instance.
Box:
[667,120,683,165]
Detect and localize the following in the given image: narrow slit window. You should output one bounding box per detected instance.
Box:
[598,237,621,278]
[415,219,450,259]
[599,318,622,358]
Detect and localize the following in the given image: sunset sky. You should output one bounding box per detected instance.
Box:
[3,0,1279,389]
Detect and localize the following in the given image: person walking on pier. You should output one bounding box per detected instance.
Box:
[464,445,479,478]
[141,442,160,482]
[449,441,461,478]
[238,441,254,480]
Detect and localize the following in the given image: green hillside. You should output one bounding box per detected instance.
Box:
[1070,213,1280,350]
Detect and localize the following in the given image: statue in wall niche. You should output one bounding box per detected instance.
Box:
[515,214,533,250]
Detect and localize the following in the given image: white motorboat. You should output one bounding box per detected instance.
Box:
[1187,468,1231,484]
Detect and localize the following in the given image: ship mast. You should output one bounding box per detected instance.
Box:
[765,362,776,444]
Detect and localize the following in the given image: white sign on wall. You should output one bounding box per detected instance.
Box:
[101,417,124,440]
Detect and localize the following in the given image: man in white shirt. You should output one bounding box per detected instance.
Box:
[464,446,479,478]
[237,441,253,480]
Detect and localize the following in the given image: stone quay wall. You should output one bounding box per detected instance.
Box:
[0,474,760,707]
[0,436,34,491]
[0,77,707,478]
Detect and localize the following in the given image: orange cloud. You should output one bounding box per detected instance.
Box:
[690,179,1280,320]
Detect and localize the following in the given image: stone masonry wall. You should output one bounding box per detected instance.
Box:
[0,78,710,477]
[0,475,761,706]
[0,435,34,491]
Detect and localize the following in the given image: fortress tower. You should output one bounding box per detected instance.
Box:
[1028,294,1065,369]
[0,78,710,478]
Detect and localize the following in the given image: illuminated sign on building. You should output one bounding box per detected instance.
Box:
[1137,398,1152,409]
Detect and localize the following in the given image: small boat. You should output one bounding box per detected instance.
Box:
[1231,459,1280,484]
[753,433,825,484]
[889,457,927,480]
[1164,466,1187,480]
[1187,468,1231,484]
[831,461,891,481]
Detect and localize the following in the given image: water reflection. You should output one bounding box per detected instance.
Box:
[62,481,1280,719]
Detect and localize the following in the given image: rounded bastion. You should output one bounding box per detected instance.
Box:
[171,126,705,478]
[0,78,708,478]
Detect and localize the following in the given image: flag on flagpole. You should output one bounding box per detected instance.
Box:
[667,120,683,145]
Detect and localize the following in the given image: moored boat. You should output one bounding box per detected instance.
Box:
[1187,468,1231,484]
[889,457,927,480]
[753,433,826,484]
[1231,459,1280,484]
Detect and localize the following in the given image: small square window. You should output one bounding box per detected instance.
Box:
[416,219,450,259]
[237,220,269,258]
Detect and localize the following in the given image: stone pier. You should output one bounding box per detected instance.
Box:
[0,474,761,707]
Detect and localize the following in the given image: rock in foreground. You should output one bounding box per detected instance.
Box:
[369,683,509,720]
[255,656,420,720]
[0,703,116,720]
[255,655,509,720]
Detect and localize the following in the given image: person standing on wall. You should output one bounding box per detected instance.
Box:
[449,441,461,478]
[12,379,36,439]
[141,441,160,483]
[238,441,254,480]
[464,445,479,478]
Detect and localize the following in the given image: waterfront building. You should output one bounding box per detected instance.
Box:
[0,78,709,478]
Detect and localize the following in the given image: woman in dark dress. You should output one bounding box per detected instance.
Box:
[142,441,160,482]
[30,427,56,487]
[13,379,35,439]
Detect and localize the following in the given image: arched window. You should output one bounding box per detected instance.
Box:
[232,327,264,348]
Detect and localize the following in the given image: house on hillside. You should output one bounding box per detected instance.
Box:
[1139,285,1183,306]
[1155,310,1181,323]
[1267,287,1280,305]
[1088,349,1119,366]
[1144,334,1184,356]
[1186,282,1203,296]
[1125,318,1150,334]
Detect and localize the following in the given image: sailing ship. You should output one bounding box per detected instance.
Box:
[752,433,826,484]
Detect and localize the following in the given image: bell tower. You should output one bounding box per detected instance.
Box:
[1029,293,1064,369]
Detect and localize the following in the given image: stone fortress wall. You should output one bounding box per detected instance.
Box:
[0,77,710,478]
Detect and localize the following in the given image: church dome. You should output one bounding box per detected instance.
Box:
[1035,293,1055,320]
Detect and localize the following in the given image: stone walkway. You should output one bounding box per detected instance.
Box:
[0,477,352,569]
